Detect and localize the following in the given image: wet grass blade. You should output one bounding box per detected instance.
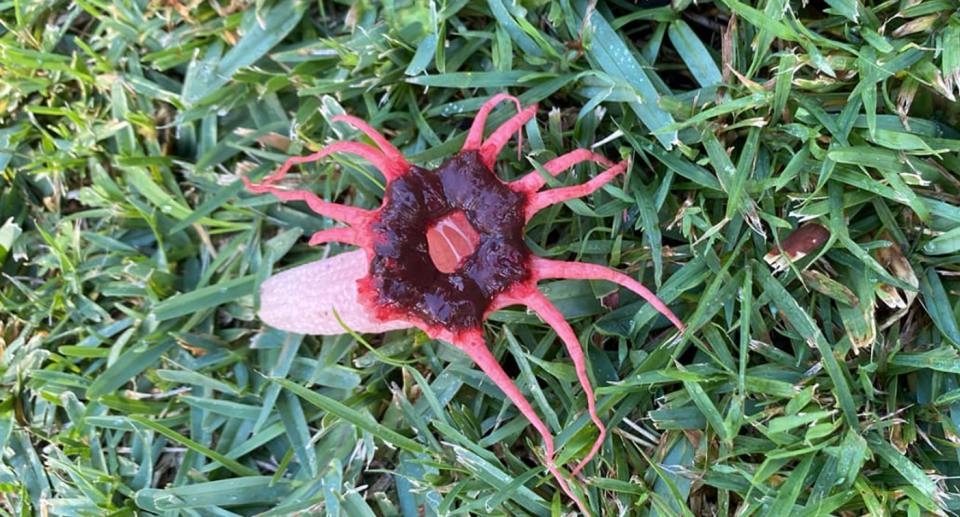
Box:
[272,378,427,454]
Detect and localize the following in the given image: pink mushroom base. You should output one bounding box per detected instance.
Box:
[245,95,685,515]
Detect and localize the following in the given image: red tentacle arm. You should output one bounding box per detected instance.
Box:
[532,257,685,332]
[331,115,410,177]
[479,103,538,169]
[455,336,592,517]
[307,227,362,247]
[515,290,606,478]
[243,176,370,226]
[463,94,523,152]
[512,149,615,193]
[252,141,404,186]
[525,160,628,221]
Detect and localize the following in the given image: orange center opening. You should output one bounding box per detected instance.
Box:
[426,211,479,273]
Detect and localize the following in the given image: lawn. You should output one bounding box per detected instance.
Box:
[2,0,960,516]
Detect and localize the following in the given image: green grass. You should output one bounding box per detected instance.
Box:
[2,0,960,515]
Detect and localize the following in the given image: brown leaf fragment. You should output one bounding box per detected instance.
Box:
[601,291,620,310]
[875,237,920,330]
[233,128,292,152]
[764,223,830,271]
[890,422,907,453]
[892,15,938,38]
[897,78,918,130]
[721,14,736,87]
[176,339,207,356]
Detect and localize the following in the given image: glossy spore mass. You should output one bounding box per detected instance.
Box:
[369,150,529,331]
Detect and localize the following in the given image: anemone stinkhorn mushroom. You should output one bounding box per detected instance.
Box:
[244,95,685,515]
